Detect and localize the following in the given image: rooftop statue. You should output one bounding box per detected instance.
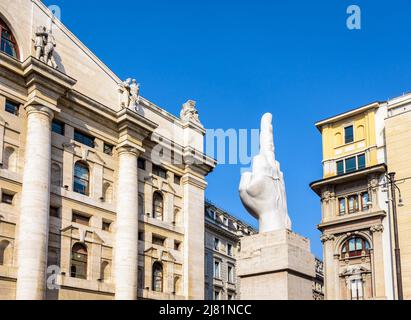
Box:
[34,17,58,69]
[239,113,292,233]
[180,100,201,124]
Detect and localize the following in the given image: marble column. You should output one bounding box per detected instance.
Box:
[114,147,139,300]
[16,105,54,300]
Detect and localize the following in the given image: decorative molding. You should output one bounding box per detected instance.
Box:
[370,224,384,233]
[320,233,335,243]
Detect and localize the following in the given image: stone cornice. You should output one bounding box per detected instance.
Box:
[318,210,386,231]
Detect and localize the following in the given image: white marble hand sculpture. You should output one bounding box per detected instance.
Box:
[239,113,292,233]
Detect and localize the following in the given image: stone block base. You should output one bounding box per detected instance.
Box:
[238,229,315,300]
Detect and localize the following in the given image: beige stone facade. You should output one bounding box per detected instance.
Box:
[0,0,215,300]
[204,201,256,300]
[386,94,411,300]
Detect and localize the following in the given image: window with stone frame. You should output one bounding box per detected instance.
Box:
[0,18,19,59]
[152,262,164,292]
[152,191,164,221]
[341,237,370,258]
[74,162,90,196]
[70,243,88,280]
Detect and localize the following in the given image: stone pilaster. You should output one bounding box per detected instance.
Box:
[182,173,207,300]
[114,146,140,300]
[371,224,386,298]
[16,105,54,300]
[321,233,337,300]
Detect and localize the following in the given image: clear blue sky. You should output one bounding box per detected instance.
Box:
[43,0,411,258]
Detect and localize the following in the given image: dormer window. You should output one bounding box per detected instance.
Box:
[0,18,19,59]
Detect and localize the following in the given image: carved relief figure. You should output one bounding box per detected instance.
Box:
[129,79,141,107]
[44,28,57,69]
[34,26,47,61]
[239,113,292,233]
[118,78,131,108]
[33,21,58,69]
[180,100,200,123]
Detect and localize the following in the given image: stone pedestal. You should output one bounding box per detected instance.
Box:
[238,229,315,300]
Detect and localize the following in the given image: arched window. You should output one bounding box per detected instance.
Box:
[51,163,62,187]
[334,132,342,146]
[152,262,164,292]
[174,276,182,295]
[100,261,111,282]
[173,208,181,225]
[70,243,88,279]
[0,18,19,59]
[3,146,17,172]
[153,192,164,221]
[0,240,12,266]
[103,182,113,204]
[138,194,145,217]
[341,237,371,258]
[74,162,90,196]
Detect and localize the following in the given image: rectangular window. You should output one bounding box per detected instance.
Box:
[214,290,221,301]
[214,261,221,279]
[228,293,234,300]
[52,120,65,136]
[102,221,111,232]
[152,165,167,179]
[348,195,359,214]
[345,126,354,144]
[50,206,60,218]
[228,265,234,283]
[1,192,14,205]
[103,143,114,156]
[214,238,220,251]
[227,243,233,256]
[358,154,366,170]
[5,100,19,116]
[174,175,182,185]
[138,158,146,170]
[174,241,182,251]
[74,130,95,148]
[337,161,344,175]
[345,157,357,173]
[339,198,346,215]
[72,213,90,226]
[152,235,166,247]
[362,192,370,210]
[138,232,144,241]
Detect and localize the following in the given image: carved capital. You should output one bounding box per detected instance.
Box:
[25,104,55,119]
[370,224,384,233]
[321,233,335,243]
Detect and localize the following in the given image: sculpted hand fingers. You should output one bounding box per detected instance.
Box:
[252,154,272,177]
[239,172,252,193]
[260,113,276,167]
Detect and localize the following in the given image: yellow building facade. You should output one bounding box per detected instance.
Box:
[311,102,395,300]
[312,90,411,300]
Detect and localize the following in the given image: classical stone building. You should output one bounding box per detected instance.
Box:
[0,0,216,300]
[204,201,257,300]
[385,93,411,300]
[311,95,411,300]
